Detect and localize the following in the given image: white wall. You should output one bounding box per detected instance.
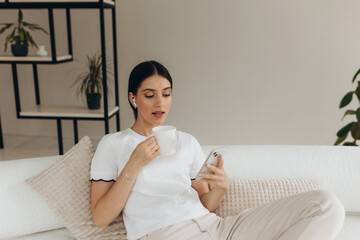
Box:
[1,0,360,149]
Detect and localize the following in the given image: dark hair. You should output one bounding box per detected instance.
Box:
[128,60,173,120]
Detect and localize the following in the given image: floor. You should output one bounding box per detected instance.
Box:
[0,134,99,161]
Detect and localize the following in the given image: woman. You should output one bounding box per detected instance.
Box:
[90,60,345,240]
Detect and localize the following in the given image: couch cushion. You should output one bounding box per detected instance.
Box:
[202,145,360,213]
[5,216,358,240]
[0,155,64,238]
[3,228,75,240]
[25,136,126,240]
[213,179,321,218]
[335,214,360,240]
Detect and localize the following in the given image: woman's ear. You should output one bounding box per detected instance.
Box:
[129,93,136,108]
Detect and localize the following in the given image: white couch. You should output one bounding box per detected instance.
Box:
[1,145,359,239]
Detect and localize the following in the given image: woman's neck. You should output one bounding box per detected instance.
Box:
[131,122,157,137]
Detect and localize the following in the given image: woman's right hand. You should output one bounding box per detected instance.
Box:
[129,136,161,168]
[91,137,160,229]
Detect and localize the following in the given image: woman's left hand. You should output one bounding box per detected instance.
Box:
[199,154,230,192]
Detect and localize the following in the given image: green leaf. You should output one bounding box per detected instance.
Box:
[4,35,11,52]
[19,28,25,42]
[334,136,346,145]
[26,31,37,48]
[23,22,48,34]
[3,26,16,51]
[343,142,356,146]
[22,22,37,28]
[356,82,360,103]
[18,9,23,24]
[13,36,21,45]
[353,68,360,83]
[0,28,7,35]
[337,122,355,138]
[350,123,360,140]
[0,23,14,35]
[9,27,16,40]
[340,92,354,108]
[350,122,358,139]
[36,26,48,34]
[342,110,356,121]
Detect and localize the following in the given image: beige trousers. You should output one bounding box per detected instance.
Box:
[139,190,345,240]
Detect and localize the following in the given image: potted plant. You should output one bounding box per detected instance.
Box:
[70,53,112,110]
[335,69,360,146]
[0,9,48,56]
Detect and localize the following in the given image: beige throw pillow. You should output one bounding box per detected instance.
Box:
[25,136,126,240]
[214,179,321,218]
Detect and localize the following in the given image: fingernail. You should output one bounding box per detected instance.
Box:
[207,164,210,168]
[199,173,202,177]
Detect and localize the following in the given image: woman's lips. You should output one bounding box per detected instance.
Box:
[152,112,164,118]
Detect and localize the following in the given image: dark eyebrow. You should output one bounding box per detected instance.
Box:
[142,87,172,92]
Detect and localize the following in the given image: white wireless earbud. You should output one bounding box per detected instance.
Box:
[132,98,137,107]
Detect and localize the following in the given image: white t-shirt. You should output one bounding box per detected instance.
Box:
[90,128,209,240]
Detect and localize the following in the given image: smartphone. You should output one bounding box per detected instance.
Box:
[195,146,228,180]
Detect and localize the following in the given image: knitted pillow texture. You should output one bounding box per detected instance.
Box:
[214,179,321,218]
[25,136,126,240]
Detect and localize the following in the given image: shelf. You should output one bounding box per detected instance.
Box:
[19,105,119,119]
[0,55,72,64]
[0,0,119,155]
[0,0,115,8]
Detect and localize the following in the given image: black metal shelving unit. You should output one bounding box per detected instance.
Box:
[0,0,120,154]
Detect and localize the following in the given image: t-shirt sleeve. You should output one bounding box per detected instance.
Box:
[189,135,206,179]
[90,135,118,182]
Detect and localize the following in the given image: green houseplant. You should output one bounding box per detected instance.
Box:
[335,69,360,146]
[0,9,48,56]
[70,53,112,110]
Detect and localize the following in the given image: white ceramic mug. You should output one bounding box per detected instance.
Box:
[148,125,177,156]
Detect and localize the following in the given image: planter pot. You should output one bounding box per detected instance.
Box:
[87,93,101,110]
[11,44,28,56]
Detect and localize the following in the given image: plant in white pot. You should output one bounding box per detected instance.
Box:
[70,53,112,109]
[0,9,48,56]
